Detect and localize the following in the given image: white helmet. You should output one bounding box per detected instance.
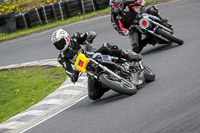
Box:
[51,29,70,51]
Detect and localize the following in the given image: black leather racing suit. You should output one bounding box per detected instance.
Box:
[111,0,149,53]
[57,32,141,100]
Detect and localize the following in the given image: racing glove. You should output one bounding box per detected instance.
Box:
[72,32,87,44]
[71,70,79,83]
[86,31,97,43]
[122,29,130,36]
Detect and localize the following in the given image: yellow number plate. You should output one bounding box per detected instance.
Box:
[74,53,90,73]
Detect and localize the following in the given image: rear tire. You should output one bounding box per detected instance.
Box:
[156,28,184,45]
[99,73,137,95]
[143,65,155,83]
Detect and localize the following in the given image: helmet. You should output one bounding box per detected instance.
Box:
[110,0,123,13]
[51,29,70,52]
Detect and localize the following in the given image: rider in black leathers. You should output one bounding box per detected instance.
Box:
[110,0,168,53]
[51,29,142,100]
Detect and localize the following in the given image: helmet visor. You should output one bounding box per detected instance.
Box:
[53,38,67,51]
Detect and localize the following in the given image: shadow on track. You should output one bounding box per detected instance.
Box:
[89,81,155,105]
[90,92,131,105]
[141,43,180,56]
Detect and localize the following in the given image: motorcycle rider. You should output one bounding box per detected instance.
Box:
[110,0,168,53]
[51,29,142,100]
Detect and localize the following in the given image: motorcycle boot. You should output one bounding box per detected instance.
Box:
[132,43,144,53]
[130,34,150,53]
[88,76,109,100]
[130,31,144,53]
[123,50,143,62]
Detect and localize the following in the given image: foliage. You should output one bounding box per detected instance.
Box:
[0,1,18,15]
[0,0,59,15]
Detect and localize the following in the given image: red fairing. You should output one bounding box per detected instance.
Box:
[129,0,143,7]
[119,21,126,30]
[129,3,139,6]
[112,3,117,6]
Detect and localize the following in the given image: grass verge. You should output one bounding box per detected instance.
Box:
[0,66,66,123]
[0,0,174,43]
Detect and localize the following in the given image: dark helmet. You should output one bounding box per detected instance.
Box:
[110,0,123,13]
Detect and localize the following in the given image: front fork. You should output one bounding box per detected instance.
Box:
[139,61,145,72]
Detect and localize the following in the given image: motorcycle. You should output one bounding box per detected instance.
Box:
[73,42,155,95]
[130,5,184,49]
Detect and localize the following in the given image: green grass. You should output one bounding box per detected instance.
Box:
[0,66,66,123]
[0,0,169,42]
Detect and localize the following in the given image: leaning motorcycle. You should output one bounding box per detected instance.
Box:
[74,51,155,95]
[130,5,184,50]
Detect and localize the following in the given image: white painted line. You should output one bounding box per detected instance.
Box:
[19,95,87,133]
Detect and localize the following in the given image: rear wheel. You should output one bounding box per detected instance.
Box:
[143,65,155,83]
[99,73,137,95]
[156,28,184,45]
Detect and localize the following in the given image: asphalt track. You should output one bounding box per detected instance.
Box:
[1,0,200,133]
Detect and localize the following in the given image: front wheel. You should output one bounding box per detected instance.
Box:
[99,73,137,95]
[143,65,155,83]
[156,28,184,45]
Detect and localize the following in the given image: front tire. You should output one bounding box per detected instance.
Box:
[99,73,137,95]
[156,28,184,45]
